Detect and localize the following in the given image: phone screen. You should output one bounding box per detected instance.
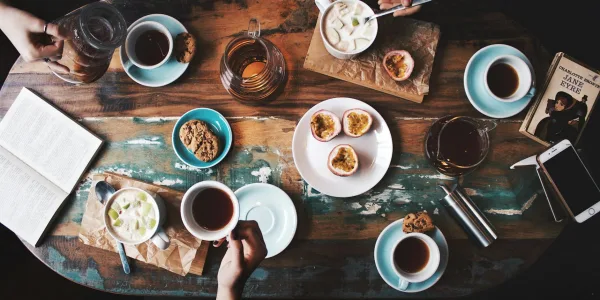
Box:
[543,146,600,215]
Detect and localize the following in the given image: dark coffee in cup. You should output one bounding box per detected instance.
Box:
[135,30,170,66]
[393,236,430,273]
[192,188,234,231]
[486,63,519,98]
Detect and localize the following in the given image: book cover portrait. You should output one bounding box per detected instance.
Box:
[524,55,600,145]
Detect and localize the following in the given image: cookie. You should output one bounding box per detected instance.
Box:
[179,120,220,162]
[174,32,196,63]
[402,211,435,233]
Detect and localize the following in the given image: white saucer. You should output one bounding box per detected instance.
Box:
[235,183,297,258]
[292,98,394,198]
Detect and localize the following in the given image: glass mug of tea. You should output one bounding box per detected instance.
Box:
[219,18,287,106]
[49,2,127,84]
[424,116,496,177]
[391,233,441,290]
[484,55,536,102]
[181,181,240,241]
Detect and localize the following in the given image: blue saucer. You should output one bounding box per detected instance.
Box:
[119,14,189,87]
[374,219,449,293]
[172,108,232,168]
[464,44,535,118]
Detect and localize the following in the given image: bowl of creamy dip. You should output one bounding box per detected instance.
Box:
[316,0,378,59]
[104,187,170,250]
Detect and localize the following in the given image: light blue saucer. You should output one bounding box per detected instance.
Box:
[374,218,449,293]
[119,14,189,87]
[172,108,232,168]
[235,183,297,258]
[464,44,535,118]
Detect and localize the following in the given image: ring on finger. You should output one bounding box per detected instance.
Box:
[43,23,48,34]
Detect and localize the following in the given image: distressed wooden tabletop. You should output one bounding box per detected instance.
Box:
[0,0,566,298]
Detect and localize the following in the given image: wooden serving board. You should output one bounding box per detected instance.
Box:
[78,172,209,276]
[304,15,441,103]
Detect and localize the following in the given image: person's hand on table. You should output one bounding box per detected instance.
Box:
[0,2,68,72]
[379,0,422,17]
[216,220,268,300]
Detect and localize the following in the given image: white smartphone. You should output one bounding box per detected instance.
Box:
[537,139,600,223]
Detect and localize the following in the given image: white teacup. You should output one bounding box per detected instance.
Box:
[315,0,378,60]
[124,21,173,70]
[103,187,171,250]
[391,233,440,291]
[484,55,535,102]
[181,181,240,241]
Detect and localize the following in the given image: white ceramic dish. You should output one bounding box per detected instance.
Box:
[235,183,297,258]
[292,97,393,198]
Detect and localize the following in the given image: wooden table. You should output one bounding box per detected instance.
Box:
[0,0,565,298]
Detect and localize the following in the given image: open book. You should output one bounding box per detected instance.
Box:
[0,88,103,246]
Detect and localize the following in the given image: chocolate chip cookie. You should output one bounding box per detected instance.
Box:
[174,32,196,63]
[179,120,220,162]
[403,211,435,233]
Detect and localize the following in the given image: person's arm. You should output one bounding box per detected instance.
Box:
[0,1,64,62]
[378,0,422,17]
[216,221,268,300]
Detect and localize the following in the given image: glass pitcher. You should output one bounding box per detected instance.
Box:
[219,18,287,105]
[424,116,496,177]
[48,2,126,84]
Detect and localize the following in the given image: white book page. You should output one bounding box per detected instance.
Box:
[0,146,68,246]
[0,88,102,193]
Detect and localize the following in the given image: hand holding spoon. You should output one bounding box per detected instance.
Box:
[95,181,131,274]
[364,0,432,23]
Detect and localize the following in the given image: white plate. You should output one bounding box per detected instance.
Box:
[292,98,393,198]
[235,183,297,258]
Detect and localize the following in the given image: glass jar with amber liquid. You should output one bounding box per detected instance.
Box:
[220,18,287,105]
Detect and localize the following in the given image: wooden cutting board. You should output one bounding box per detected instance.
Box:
[79,172,209,276]
[304,15,441,103]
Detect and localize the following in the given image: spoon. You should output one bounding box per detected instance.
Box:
[364,0,432,23]
[95,181,131,274]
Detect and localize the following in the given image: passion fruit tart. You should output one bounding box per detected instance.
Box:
[328,144,359,176]
[310,110,341,142]
[383,50,414,81]
[343,109,372,137]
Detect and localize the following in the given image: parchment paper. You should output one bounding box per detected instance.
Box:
[78,172,208,276]
[304,15,441,103]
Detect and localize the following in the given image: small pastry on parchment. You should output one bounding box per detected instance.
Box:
[403,211,435,233]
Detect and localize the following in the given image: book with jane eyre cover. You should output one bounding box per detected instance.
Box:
[520,53,600,146]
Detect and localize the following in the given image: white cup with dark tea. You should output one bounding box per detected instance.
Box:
[391,232,440,290]
[181,181,240,241]
[124,21,173,70]
[484,54,535,102]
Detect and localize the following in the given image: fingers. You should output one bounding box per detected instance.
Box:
[37,40,63,59]
[44,23,67,41]
[234,220,265,246]
[228,237,244,270]
[45,61,70,74]
[401,0,413,6]
[213,238,226,248]
[393,5,421,16]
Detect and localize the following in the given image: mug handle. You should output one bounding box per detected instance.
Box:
[315,0,331,14]
[398,278,409,291]
[248,18,261,38]
[122,58,133,71]
[527,86,536,97]
[151,227,170,250]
